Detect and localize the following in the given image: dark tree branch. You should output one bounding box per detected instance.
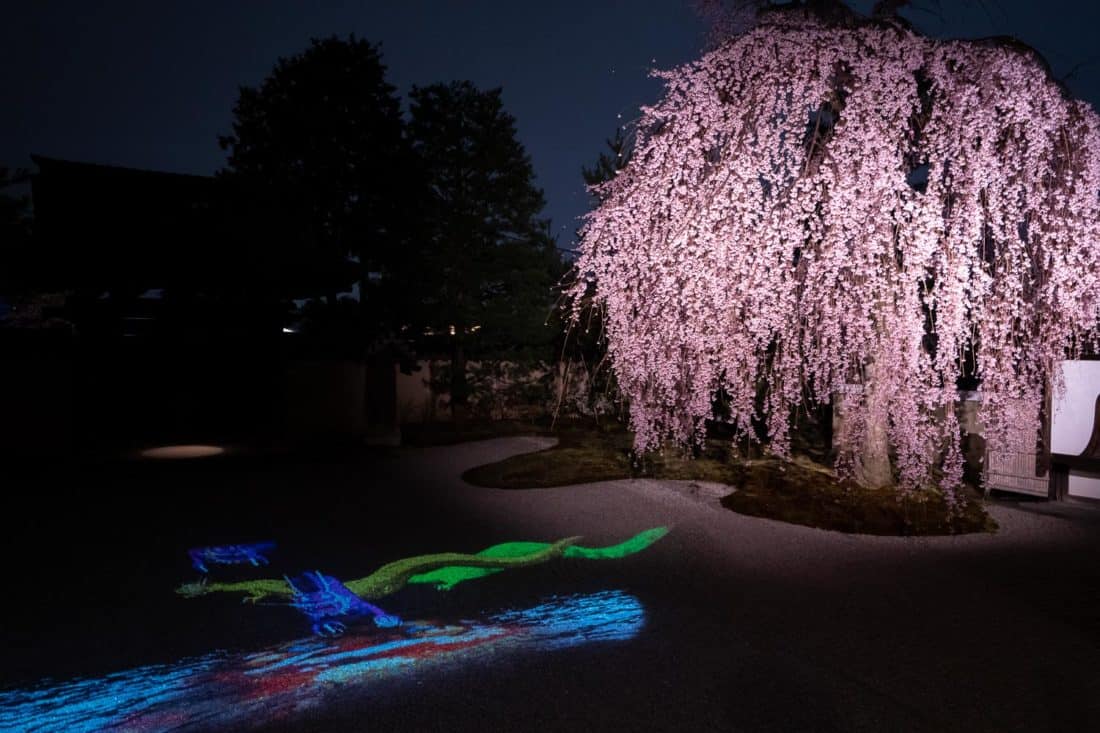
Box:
[871,0,911,17]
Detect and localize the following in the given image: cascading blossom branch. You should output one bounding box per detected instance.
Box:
[571,11,1100,494]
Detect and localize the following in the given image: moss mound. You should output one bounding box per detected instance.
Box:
[719,459,997,536]
[460,421,741,488]
[460,421,996,536]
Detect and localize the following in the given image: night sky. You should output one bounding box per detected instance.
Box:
[4,1,1100,248]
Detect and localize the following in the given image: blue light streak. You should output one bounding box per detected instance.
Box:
[0,591,645,731]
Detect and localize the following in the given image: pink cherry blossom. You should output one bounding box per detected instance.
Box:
[570,13,1100,497]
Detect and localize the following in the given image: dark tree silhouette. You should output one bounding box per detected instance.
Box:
[404,81,561,416]
[581,128,633,203]
[219,36,414,331]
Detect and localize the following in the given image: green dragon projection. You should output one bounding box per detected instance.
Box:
[176,527,669,605]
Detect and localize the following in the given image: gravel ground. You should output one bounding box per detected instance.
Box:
[3,436,1098,732]
[365,436,1100,733]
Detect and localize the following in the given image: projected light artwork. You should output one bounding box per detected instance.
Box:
[287,571,402,636]
[0,591,645,732]
[0,528,666,730]
[188,541,275,573]
[176,527,668,636]
[407,526,670,590]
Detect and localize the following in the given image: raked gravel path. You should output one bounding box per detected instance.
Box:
[368,435,1100,733]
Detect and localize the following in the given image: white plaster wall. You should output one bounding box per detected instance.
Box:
[395,361,435,423]
[1051,360,1100,499]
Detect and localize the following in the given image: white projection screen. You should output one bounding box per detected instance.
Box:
[1051,360,1100,499]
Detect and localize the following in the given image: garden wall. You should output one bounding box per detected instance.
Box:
[395,359,613,424]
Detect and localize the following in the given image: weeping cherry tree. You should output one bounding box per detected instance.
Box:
[570,3,1100,498]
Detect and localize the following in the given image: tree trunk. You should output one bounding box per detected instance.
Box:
[854,360,893,489]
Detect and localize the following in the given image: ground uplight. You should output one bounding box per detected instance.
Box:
[140,444,225,459]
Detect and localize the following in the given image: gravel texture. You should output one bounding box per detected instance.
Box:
[4,436,1098,732]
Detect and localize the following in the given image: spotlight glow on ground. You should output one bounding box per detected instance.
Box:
[140,445,225,459]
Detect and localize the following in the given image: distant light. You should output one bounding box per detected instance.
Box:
[141,445,225,459]
[282,326,298,334]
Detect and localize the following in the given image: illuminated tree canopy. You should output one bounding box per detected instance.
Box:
[571,6,1100,494]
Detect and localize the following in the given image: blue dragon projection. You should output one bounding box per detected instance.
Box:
[286,571,402,636]
[188,541,275,573]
